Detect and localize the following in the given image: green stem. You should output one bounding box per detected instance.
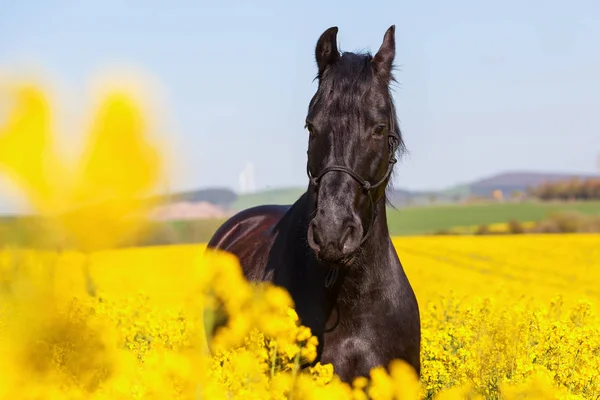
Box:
[83,253,96,297]
[270,341,278,378]
[289,350,302,400]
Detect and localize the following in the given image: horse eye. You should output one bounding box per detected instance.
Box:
[305,122,314,135]
[373,124,387,135]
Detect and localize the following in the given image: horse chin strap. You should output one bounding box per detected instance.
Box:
[306,131,400,260]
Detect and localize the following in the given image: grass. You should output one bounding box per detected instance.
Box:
[150,201,600,244]
[386,200,600,235]
[231,187,305,211]
[3,201,600,247]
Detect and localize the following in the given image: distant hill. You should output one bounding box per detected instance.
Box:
[232,186,457,211]
[465,171,600,197]
[151,187,237,208]
[5,170,584,218]
[2,170,599,222]
[227,171,600,210]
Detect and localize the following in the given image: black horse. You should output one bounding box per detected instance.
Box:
[206,25,421,383]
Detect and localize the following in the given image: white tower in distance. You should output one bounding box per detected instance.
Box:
[238,162,256,194]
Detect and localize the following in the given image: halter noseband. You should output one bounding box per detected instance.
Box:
[306,132,400,248]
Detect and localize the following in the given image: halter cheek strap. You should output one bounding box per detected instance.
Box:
[306,132,400,248]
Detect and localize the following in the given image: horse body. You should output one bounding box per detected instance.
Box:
[207,203,290,282]
[207,193,421,382]
[206,25,421,383]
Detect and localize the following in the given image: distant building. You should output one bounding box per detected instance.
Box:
[239,162,256,194]
[492,189,504,202]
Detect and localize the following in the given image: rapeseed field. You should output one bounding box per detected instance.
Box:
[1,236,598,399]
[0,82,599,399]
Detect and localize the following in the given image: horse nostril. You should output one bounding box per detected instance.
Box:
[339,223,358,253]
[307,221,321,252]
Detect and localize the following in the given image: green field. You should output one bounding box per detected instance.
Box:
[386,200,600,235]
[231,187,305,211]
[143,200,600,244]
[2,201,600,247]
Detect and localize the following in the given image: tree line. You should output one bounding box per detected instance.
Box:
[528,178,600,200]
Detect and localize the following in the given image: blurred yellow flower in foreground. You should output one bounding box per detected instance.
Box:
[0,83,62,207]
[0,81,165,251]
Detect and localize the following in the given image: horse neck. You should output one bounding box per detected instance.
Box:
[350,195,391,264]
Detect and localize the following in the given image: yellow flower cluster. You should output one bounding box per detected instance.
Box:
[446,221,536,234]
[1,80,599,399]
[1,240,598,399]
[396,235,600,399]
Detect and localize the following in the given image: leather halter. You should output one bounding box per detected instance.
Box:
[306,131,400,249]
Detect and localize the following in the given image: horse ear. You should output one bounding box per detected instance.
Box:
[315,26,340,78]
[372,25,396,79]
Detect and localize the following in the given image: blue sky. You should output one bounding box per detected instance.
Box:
[1,0,599,206]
